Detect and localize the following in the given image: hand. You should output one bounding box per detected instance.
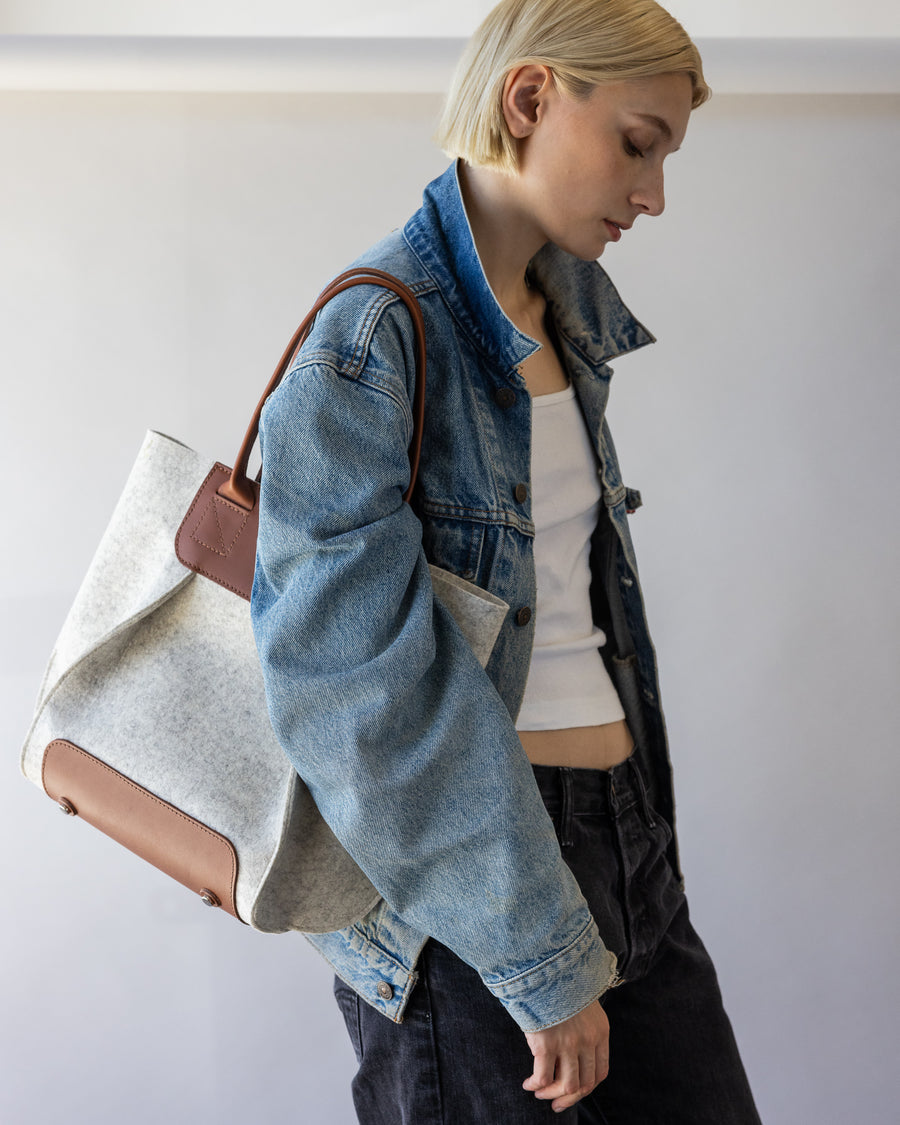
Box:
[522,1001,610,1113]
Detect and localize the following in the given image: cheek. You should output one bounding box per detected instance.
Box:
[564,151,622,205]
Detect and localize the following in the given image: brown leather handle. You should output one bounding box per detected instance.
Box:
[218,268,427,511]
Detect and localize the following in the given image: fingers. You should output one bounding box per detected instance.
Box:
[551,1050,596,1112]
[522,1043,557,1092]
[527,1051,596,1113]
[595,1039,610,1085]
[547,1044,610,1113]
[522,1003,610,1111]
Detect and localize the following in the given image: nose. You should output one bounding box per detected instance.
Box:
[630,166,665,218]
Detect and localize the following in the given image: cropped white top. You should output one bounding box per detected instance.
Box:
[516,385,625,731]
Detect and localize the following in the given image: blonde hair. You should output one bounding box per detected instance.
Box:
[436,0,710,174]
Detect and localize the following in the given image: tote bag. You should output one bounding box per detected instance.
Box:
[20,268,509,933]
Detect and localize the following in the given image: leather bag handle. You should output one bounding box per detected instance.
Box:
[218,267,427,511]
[175,269,427,601]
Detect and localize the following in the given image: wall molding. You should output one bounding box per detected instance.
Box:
[0,36,897,95]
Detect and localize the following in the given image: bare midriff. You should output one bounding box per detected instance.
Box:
[519,720,634,771]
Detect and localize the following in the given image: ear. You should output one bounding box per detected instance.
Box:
[501,64,555,140]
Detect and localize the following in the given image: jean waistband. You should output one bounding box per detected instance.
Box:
[532,754,657,827]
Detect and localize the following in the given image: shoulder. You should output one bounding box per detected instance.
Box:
[299,232,437,379]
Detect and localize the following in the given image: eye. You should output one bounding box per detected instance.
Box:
[623,137,645,159]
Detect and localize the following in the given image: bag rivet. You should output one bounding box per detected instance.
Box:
[199,889,221,908]
[57,798,77,816]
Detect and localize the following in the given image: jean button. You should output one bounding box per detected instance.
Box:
[514,482,528,504]
[515,607,532,627]
[376,981,394,1000]
[494,387,516,409]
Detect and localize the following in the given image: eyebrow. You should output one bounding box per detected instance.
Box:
[632,113,680,151]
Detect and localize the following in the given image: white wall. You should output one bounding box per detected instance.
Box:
[1,83,898,1125]
[1,0,899,37]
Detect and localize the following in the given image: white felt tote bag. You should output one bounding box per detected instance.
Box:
[20,269,509,934]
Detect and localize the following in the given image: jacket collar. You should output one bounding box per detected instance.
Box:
[403,162,655,376]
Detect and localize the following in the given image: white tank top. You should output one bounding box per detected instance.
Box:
[516,385,625,731]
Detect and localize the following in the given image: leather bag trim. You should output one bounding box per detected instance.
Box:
[42,738,242,922]
[175,463,257,601]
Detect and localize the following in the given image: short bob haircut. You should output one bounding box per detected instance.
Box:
[437,0,710,175]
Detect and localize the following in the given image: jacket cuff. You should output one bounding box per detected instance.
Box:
[485,920,620,1033]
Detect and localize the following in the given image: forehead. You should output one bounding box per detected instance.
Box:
[585,74,693,146]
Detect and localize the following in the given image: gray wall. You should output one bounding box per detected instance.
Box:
[2,87,898,1124]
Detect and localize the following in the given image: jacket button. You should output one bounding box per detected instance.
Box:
[514,482,528,504]
[515,607,532,627]
[625,487,643,512]
[376,981,394,1000]
[494,387,516,409]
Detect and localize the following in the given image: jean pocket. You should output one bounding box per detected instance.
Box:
[420,509,486,582]
[646,808,673,845]
[333,977,364,1063]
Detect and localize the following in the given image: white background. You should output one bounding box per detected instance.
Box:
[1,5,899,1125]
[1,0,899,37]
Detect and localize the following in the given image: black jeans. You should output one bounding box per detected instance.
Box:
[334,758,761,1124]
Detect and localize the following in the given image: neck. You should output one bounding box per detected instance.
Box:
[457,162,547,319]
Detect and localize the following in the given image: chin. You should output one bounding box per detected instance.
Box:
[564,241,609,262]
[551,231,610,262]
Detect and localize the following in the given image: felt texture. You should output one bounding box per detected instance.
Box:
[22,430,507,933]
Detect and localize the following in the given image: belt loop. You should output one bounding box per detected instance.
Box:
[628,757,657,829]
[558,768,575,849]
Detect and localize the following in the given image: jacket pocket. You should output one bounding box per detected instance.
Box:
[420,511,485,582]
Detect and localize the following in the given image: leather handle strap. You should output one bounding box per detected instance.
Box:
[218,267,427,511]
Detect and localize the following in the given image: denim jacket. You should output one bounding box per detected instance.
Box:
[251,162,676,1033]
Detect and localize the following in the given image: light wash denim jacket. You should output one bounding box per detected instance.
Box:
[251,162,676,1033]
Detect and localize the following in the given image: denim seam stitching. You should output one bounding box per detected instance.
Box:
[421,499,534,536]
[489,918,601,990]
[349,923,416,977]
[338,279,439,379]
[290,356,414,447]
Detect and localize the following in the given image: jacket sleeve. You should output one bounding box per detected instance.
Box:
[250,299,617,1031]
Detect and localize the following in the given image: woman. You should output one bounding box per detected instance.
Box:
[252,1,761,1121]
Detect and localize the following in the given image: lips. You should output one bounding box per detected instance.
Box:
[604,220,623,242]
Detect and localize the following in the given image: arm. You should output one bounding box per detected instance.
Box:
[250,299,617,1031]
